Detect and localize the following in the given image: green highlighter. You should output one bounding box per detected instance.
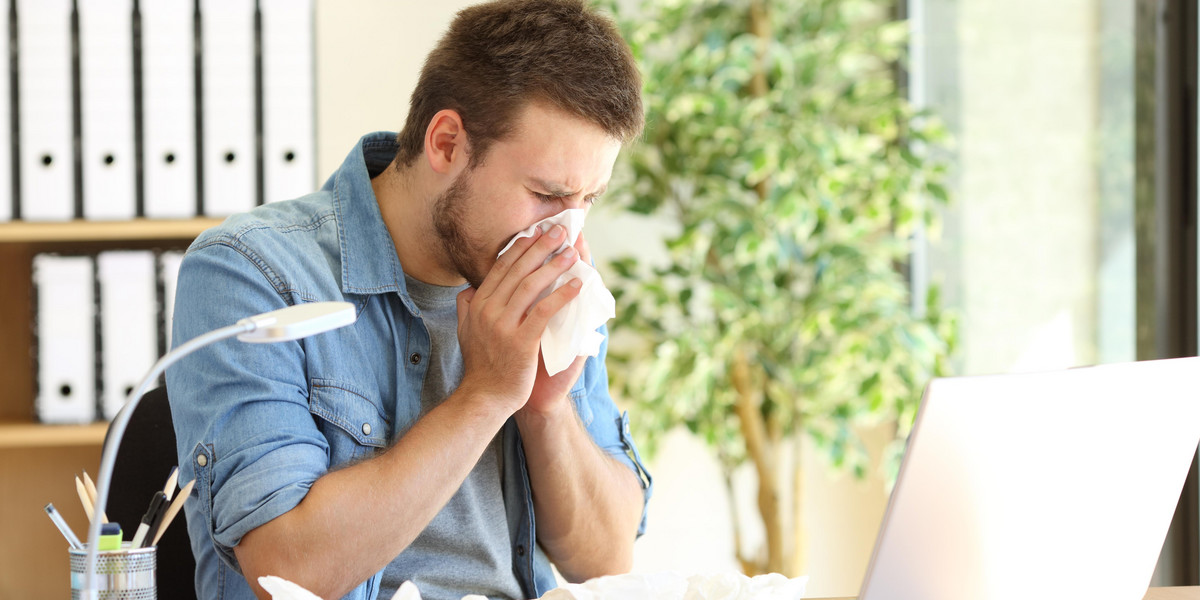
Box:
[98,522,122,551]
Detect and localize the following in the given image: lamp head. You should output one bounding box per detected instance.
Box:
[237,301,357,343]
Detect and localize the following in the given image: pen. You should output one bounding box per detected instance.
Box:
[43,503,83,549]
[81,471,108,523]
[150,478,195,547]
[129,491,165,549]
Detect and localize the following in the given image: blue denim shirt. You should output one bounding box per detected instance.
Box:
[166,132,652,600]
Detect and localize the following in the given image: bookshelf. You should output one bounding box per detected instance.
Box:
[0,217,218,597]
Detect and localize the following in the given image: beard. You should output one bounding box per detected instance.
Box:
[432,169,492,288]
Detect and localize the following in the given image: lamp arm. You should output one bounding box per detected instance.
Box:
[80,321,254,598]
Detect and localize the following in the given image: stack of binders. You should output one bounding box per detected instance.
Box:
[4,0,315,222]
[33,249,185,423]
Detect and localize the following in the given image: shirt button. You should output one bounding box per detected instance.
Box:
[516,544,526,557]
[409,353,422,365]
[196,454,208,467]
[362,423,372,436]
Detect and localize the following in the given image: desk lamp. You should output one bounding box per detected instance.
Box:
[79,301,358,598]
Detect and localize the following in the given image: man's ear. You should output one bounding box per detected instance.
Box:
[423,109,469,176]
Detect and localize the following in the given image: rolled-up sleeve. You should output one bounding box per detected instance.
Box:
[578,325,653,536]
[167,237,331,570]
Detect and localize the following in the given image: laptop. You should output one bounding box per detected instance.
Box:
[858,357,1200,600]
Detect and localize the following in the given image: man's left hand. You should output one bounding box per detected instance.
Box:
[524,232,592,416]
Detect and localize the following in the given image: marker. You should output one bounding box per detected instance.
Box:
[98,522,122,551]
[43,503,83,550]
[129,491,165,548]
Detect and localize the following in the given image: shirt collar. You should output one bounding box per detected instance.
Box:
[326,132,424,315]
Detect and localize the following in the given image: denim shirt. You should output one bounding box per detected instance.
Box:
[166,132,652,600]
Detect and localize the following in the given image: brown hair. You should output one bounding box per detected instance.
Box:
[394,0,643,169]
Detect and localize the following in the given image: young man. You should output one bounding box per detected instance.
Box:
[166,1,652,598]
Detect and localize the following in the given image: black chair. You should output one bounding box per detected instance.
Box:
[104,386,198,600]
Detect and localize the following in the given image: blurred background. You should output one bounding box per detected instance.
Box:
[0,0,1195,597]
[316,1,1195,597]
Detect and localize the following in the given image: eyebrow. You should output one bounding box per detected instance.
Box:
[530,178,607,198]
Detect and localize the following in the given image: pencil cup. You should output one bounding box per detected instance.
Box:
[69,543,156,599]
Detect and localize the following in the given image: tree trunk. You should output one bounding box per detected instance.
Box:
[731,349,784,575]
[787,435,808,576]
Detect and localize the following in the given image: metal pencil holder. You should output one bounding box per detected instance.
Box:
[69,543,156,600]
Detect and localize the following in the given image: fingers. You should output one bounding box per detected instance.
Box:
[574,232,592,266]
[474,228,541,299]
[505,244,578,318]
[490,224,573,306]
[522,276,583,334]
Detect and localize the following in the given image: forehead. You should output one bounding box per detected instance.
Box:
[483,102,622,187]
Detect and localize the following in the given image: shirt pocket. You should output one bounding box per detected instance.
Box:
[308,379,389,464]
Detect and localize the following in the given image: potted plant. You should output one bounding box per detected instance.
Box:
[602,0,956,577]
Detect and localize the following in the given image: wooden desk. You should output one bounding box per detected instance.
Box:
[811,587,1200,600]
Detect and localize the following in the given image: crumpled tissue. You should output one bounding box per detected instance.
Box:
[258,577,487,600]
[540,571,808,600]
[497,209,615,376]
[257,576,323,600]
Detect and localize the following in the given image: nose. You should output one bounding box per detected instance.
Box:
[562,195,590,211]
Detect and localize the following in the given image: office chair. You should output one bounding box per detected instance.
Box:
[104,385,198,600]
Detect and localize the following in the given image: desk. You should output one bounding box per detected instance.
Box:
[811,587,1200,600]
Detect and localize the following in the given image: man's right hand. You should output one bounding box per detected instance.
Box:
[455,223,583,416]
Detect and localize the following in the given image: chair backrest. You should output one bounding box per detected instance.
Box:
[104,386,197,600]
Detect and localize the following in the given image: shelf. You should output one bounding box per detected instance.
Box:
[0,422,109,449]
[0,218,224,243]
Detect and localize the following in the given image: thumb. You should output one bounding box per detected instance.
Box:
[456,286,477,327]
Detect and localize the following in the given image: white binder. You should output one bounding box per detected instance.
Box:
[261,0,314,204]
[200,0,256,216]
[0,4,10,222]
[33,254,96,423]
[142,0,197,219]
[158,250,184,350]
[18,0,75,221]
[79,0,136,221]
[97,250,157,421]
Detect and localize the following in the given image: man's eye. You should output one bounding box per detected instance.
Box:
[533,192,556,202]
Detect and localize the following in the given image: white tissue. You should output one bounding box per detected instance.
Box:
[258,576,324,600]
[259,577,487,600]
[260,572,805,600]
[497,209,616,376]
[539,571,809,600]
[391,581,423,600]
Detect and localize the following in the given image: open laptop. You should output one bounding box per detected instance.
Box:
[858,357,1200,600]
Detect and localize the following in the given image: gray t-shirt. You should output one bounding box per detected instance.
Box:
[379,276,524,600]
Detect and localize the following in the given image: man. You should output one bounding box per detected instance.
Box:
[166,1,652,598]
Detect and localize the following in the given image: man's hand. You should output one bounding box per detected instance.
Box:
[524,232,593,415]
[456,224,583,416]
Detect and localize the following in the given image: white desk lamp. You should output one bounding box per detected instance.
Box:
[80,301,358,598]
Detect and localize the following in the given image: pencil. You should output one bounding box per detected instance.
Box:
[162,467,180,501]
[81,471,108,523]
[75,476,95,523]
[150,479,195,547]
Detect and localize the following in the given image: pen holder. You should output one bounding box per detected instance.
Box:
[69,543,156,599]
